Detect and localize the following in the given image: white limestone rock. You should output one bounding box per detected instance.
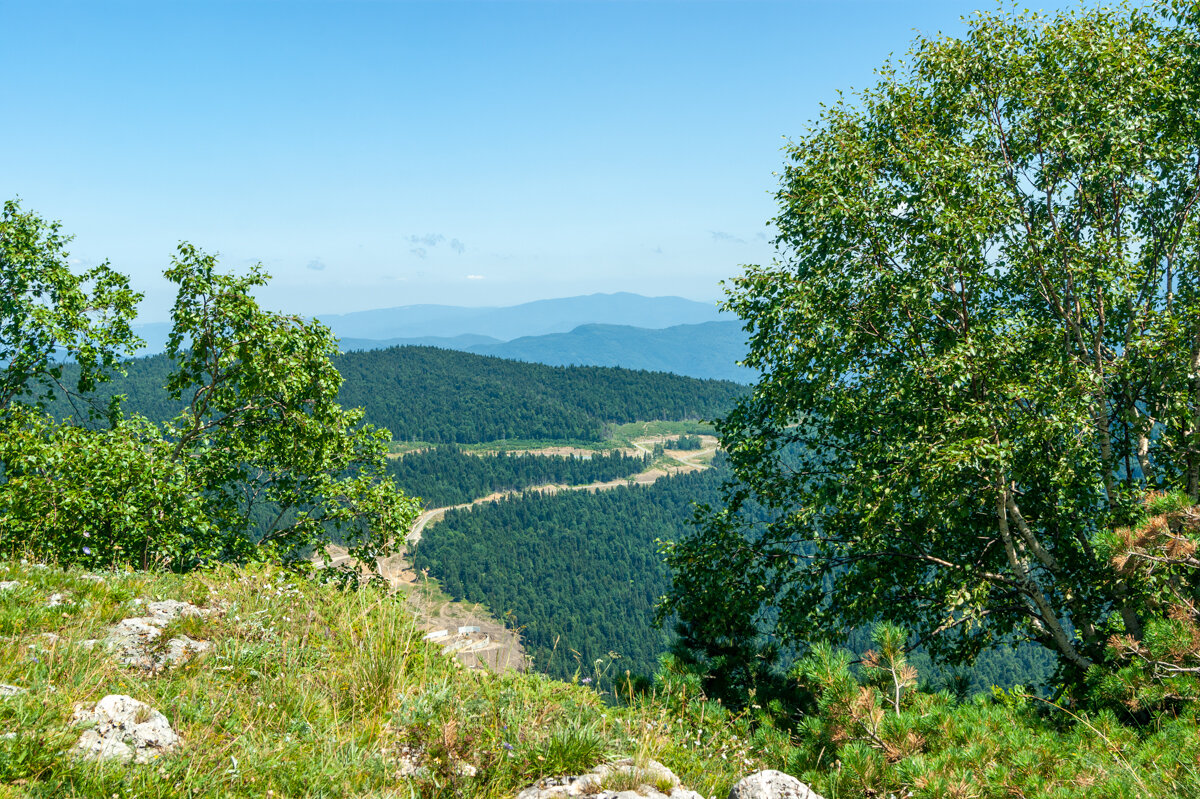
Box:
[147,600,208,620]
[728,770,825,799]
[71,694,180,764]
[517,758,703,799]
[102,600,213,670]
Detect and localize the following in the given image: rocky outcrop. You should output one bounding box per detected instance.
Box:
[517,758,703,799]
[84,599,214,671]
[728,770,825,799]
[71,694,180,764]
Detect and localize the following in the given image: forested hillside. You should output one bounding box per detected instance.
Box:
[412,467,727,683]
[45,346,746,444]
[384,446,648,507]
[334,347,744,442]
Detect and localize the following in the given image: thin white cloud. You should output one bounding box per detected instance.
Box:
[466,274,484,280]
[408,233,445,247]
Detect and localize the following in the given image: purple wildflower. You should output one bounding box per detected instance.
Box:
[82,546,92,556]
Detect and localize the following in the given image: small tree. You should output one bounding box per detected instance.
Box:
[0,208,418,571]
[161,244,419,566]
[664,1,1200,694]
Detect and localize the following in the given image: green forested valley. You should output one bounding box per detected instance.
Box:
[45,346,745,444]
[384,446,649,507]
[334,346,745,443]
[412,467,726,683]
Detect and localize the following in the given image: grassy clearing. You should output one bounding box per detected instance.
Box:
[0,561,781,798]
[387,420,718,457]
[605,421,716,449]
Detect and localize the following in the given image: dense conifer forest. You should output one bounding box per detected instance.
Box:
[334,346,745,443]
[46,347,745,444]
[412,467,727,682]
[385,446,649,508]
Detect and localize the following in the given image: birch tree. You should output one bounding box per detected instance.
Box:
[664,1,1200,690]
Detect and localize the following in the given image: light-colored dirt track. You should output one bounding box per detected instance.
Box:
[320,433,719,673]
[403,434,718,546]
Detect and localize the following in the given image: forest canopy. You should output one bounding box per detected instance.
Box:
[47,345,746,445]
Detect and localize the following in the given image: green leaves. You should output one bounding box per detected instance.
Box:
[0,200,141,419]
[666,1,1200,701]
[160,244,420,568]
[0,407,210,569]
[0,216,418,573]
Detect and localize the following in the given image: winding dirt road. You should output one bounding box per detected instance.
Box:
[404,435,717,546]
[321,433,718,673]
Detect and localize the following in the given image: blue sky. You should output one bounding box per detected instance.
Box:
[5,0,1000,322]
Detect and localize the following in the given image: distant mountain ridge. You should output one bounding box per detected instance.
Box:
[313,292,725,341]
[340,320,754,384]
[131,292,750,382]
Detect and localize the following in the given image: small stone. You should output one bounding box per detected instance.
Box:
[147,600,209,620]
[100,606,212,671]
[160,635,213,667]
[728,770,825,799]
[0,581,20,591]
[0,684,25,697]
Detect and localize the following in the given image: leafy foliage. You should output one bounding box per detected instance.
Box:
[0,407,209,569]
[158,244,418,565]
[0,199,140,421]
[788,630,1200,798]
[0,213,418,571]
[665,1,1200,698]
[1088,492,1200,716]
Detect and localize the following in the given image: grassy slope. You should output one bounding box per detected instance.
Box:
[2,560,1199,798]
[0,561,783,799]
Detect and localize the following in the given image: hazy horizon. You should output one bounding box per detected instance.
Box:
[5,1,1028,321]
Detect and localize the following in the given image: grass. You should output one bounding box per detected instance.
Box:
[6,558,1195,798]
[0,560,781,798]
[604,421,716,449]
